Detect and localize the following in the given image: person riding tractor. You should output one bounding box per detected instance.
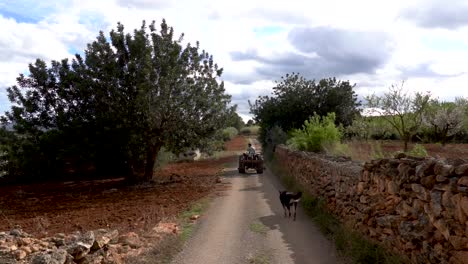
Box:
[243,143,256,160]
[239,143,263,173]
[247,143,255,156]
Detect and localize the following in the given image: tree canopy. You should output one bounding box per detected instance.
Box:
[1,19,233,182]
[366,82,430,151]
[422,98,468,145]
[249,73,361,143]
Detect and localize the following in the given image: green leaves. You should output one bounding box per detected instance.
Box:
[250,73,360,143]
[365,82,431,151]
[1,19,232,182]
[287,113,341,152]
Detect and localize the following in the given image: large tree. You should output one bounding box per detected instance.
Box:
[366,82,431,151]
[2,20,232,182]
[249,73,360,143]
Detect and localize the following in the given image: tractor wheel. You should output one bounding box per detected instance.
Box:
[238,168,246,173]
[257,168,263,174]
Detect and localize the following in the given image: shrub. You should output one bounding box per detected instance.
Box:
[154,147,176,169]
[222,127,238,141]
[287,113,341,152]
[393,143,428,158]
[262,125,288,160]
[267,125,288,145]
[240,126,260,135]
[407,144,428,157]
[240,127,251,135]
[198,129,226,155]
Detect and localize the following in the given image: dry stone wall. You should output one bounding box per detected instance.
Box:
[274,145,468,264]
[0,222,179,263]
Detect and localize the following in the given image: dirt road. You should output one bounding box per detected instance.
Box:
[172,142,340,264]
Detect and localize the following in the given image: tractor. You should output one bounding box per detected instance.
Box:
[238,152,264,174]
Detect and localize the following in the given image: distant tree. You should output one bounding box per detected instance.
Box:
[345,115,372,140]
[246,119,254,126]
[345,115,397,140]
[366,82,431,152]
[250,73,360,144]
[423,98,467,145]
[224,107,245,130]
[2,20,232,182]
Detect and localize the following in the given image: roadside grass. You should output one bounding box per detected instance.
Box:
[210,150,243,159]
[248,251,270,264]
[126,197,211,264]
[267,158,405,264]
[249,222,268,235]
[179,198,210,242]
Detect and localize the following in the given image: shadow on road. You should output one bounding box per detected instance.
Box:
[238,186,262,192]
[223,166,263,179]
[255,165,340,264]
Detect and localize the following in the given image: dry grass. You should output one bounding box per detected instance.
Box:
[342,140,468,161]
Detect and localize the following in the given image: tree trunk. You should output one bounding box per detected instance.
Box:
[441,126,449,146]
[144,143,162,181]
[125,157,144,184]
[441,136,447,146]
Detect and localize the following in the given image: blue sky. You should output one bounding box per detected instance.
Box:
[253,26,284,37]
[1,0,468,121]
[0,0,68,23]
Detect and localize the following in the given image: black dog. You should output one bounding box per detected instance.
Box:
[279,191,302,221]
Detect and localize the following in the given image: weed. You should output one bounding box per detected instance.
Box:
[370,141,385,160]
[249,222,268,235]
[179,199,210,242]
[407,144,428,157]
[248,252,270,264]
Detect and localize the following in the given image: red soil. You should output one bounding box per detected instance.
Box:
[0,136,247,237]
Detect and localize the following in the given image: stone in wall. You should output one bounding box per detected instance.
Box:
[274,145,468,264]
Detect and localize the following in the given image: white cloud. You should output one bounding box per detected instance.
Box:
[1,0,468,120]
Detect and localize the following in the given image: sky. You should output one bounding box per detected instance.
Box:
[1,0,468,122]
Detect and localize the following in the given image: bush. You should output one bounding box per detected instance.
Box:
[393,143,428,158]
[266,125,288,145]
[155,147,176,169]
[240,126,259,135]
[407,144,428,157]
[222,127,238,141]
[198,129,226,155]
[287,113,341,152]
[262,125,288,160]
[240,127,251,135]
